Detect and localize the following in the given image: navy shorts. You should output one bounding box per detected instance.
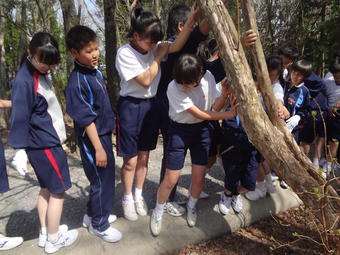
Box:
[166,120,211,170]
[300,112,326,144]
[26,146,72,194]
[222,149,259,194]
[116,96,159,158]
[208,120,222,157]
[327,116,340,142]
[0,139,9,193]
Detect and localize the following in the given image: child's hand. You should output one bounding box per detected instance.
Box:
[241,30,257,47]
[156,42,170,61]
[229,96,239,117]
[221,78,232,97]
[188,3,200,24]
[96,147,107,168]
[336,101,340,108]
[277,104,285,120]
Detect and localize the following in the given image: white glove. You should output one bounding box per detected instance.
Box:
[11,149,28,176]
[286,115,301,132]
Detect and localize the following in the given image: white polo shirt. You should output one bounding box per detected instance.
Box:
[167,71,220,124]
[115,43,161,98]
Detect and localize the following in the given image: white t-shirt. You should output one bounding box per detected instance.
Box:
[324,72,334,81]
[272,80,284,102]
[115,44,161,98]
[167,71,220,124]
[325,79,340,108]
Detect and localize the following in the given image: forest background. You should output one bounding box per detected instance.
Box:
[0,0,339,132]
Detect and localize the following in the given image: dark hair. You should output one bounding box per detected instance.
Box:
[197,38,218,61]
[128,8,163,43]
[278,44,298,61]
[173,54,205,84]
[330,56,340,74]
[167,4,191,37]
[29,32,60,65]
[333,49,340,58]
[66,25,97,51]
[291,59,313,78]
[266,55,283,75]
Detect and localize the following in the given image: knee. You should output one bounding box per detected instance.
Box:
[161,178,177,190]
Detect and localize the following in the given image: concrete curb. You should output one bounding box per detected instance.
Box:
[3,184,302,255]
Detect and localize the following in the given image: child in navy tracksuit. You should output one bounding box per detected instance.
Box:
[65,25,121,243]
[150,54,238,236]
[300,72,328,169]
[0,99,24,251]
[9,32,78,254]
[284,60,311,141]
[115,7,197,222]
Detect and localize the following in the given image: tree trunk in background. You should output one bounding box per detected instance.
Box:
[0,8,8,93]
[103,0,120,109]
[197,0,339,232]
[59,0,81,75]
[154,0,161,18]
[18,1,28,69]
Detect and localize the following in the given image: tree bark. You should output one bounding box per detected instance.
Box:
[103,0,120,109]
[197,0,339,230]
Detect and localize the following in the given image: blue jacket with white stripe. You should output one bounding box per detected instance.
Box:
[65,62,115,138]
[284,82,311,128]
[9,59,66,149]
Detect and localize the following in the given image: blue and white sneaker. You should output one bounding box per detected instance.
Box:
[44,229,78,254]
[89,225,122,243]
[0,234,23,250]
[38,224,68,247]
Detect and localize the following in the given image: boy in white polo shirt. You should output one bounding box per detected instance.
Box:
[150,54,238,236]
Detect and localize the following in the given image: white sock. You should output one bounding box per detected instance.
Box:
[41,227,47,235]
[187,196,198,209]
[47,232,59,243]
[264,173,273,183]
[154,203,165,219]
[123,193,134,202]
[134,188,143,200]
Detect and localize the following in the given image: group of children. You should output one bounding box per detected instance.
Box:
[0,2,339,253]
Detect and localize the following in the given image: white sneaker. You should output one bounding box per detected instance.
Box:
[231,195,243,213]
[82,214,117,228]
[312,159,320,170]
[186,205,197,227]
[265,180,276,194]
[135,197,148,216]
[150,210,162,236]
[164,202,185,217]
[44,229,78,254]
[323,162,332,177]
[245,187,266,201]
[280,180,289,189]
[89,225,122,243]
[218,193,232,214]
[122,199,138,221]
[0,235,23,250]
[38,224,68,247]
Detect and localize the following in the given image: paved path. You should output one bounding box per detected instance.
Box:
[0,143,302,255]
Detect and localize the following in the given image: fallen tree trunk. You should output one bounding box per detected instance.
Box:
[196,0,339,233]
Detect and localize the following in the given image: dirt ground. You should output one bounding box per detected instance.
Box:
[178,206,339,255]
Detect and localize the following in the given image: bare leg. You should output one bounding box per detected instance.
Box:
[121,156,137,195]
[157,169,181,204]
[190,164,206,199]
[47,193,64,234]
[37,188,50,229]
[134,151,149,189]
[314,137,325,159]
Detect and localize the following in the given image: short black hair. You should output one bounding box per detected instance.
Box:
[330,56,340,74]
[29,32,60,65]
[167,4,191,37]
[278,44,298,61]
[66,25,97,51]
[197,38,218,61]
[128,7,163,43]
[291,59,313,78]
[173,54,205,85]
[266,55,283,74]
